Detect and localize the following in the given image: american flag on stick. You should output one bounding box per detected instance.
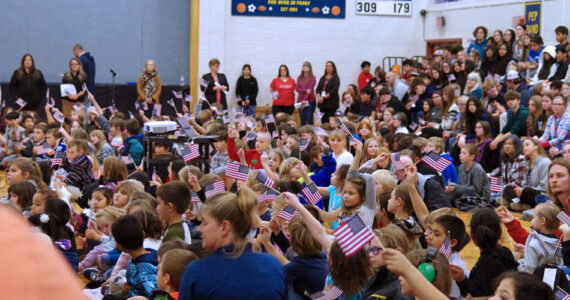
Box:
[555,286,570,300]
[258,188,280,202]
[265,112,275,124]
[302,183,323,206]
[120,155,134,166]
[336,118,351,136]
[191,192,201,203]
[256,171,275,189]
[182,143,200,163]
[246,132,257,141]
[51,151,66,168]
[439,236,451,259]
[108,105,118,114]
[226,161,249,181]
[314,127,329,137]
[184,95,192,103]
[489,176,503,193]
[53,110,65,124]
[277,205,299,221]
[310,286,343,300]
[167,99,176,108]
[199,78,208,88]
[204,181,225,198]
[73,103,84,111]
[172,90,182,99]
[15,98,27,108]
[299,138,309,152]
[152,104,162,116]
[420,152,452,173]
[272,131,279,139]
[333,214,375,257]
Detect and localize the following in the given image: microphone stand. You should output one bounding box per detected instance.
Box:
[111,70,117,106]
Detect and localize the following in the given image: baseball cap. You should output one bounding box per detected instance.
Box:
[506,70,519,81]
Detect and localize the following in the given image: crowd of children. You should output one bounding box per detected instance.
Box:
[2,23,570,300]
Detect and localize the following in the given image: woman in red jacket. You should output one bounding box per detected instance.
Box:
[270,65,296,116]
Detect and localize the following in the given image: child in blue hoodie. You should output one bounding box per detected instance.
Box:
[112,214,158,298]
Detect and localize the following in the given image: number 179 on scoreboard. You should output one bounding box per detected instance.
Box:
[355,0,412,16]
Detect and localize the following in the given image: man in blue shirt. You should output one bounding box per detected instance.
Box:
[73,44,96,95]
[526,35,544,79]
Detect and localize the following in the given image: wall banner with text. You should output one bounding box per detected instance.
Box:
[231,0,346,19]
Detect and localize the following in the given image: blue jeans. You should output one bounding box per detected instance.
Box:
[300,102,316,125]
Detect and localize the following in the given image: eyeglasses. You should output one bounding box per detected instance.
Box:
[367,246,383,256]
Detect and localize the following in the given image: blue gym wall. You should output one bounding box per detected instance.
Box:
[0,0,190,85]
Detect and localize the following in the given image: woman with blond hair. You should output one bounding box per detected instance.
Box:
[136,59,162,117]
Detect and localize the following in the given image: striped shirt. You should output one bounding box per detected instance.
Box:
[539,112,570,149]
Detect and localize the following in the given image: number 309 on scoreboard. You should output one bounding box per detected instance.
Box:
[355,0,412,16]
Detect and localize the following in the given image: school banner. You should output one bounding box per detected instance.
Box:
[524,1,541,35]
[231,0,346,19]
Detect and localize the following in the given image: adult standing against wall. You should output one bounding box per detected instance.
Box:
[270,64,296,115]
[61,58,87,118]
[73,44,95,95]
[136,59,162,118]
[201,58,229,110]
[316,61,340,124]
[9,54,47,117]
[295,61,316,125]
[235,64,258,117]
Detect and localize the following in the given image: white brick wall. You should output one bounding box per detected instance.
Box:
[196,0,428,110]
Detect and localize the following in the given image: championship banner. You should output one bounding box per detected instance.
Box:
[232,0,346,19]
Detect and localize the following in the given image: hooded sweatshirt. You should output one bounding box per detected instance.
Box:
[518,228,562,273]
[127,248,158,298]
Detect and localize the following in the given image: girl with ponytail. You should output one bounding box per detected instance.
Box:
[178,187,287,300]
[450,207,518,297]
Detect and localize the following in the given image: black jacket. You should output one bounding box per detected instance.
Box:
[362,268,404,300]
[9,69,47,109]
[316,75,340,112]
[457,246,518,297]
[200,72,229,109]
[235,75,258,106]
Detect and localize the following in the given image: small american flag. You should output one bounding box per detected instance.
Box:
[222,114,230,124]
[555,287,570,300]
[182,143,200,163]
[167,99,176,108]
[333,214,374,257]
[302,183,323,206]
[265,112,275,124]
[272,131,279,139]
[191,192,201,203]
[439,236,451,259]
[199,78,208,88]
[490,176,503,193]
[256,171,275,188]
[336,118,351,136]
[277,205,299,221]
[129,111,135,119]
[558,211,570,226]
[50,97,55,107]
[51,151,66,168]
[120,155,134,166]
[141,101,148,110]
[204,181,225,198]
[234,107,244,115]
[246,132,257,141]
[299,138,309,152]
[420,152,452,173]
[153,104,162,116]
[199,94,207,101]
[53,110,65,123]
[36,145,51,155]
[409,122,418,131]
[258,188,280,202]
[108,105,118,114]
[226,161,249,181]
[73,103,84,111]
[314,127,329,137]
[172,90,182,99]
[184,95,192,103]
[310,286,343,300]
[391,153,405,170]
[15,98,27,107]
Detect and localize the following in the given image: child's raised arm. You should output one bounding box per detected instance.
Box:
[405,164,429,227]
[282,192,332,254]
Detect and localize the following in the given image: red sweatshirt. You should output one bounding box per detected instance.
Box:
[227,137,263,169]
[358,72,373,91]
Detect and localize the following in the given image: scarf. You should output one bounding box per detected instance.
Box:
[142,71,158,99]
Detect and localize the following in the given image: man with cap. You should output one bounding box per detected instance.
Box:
[505,70,531,106]
[550,44,569,82]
